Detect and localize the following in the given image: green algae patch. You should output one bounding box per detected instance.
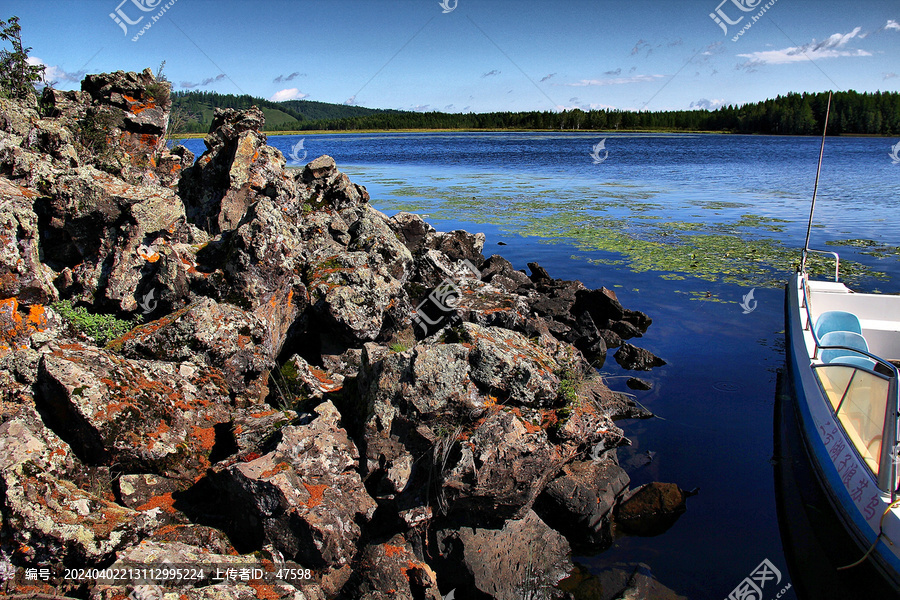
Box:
[357,171,889,289]
[826,239,900,259]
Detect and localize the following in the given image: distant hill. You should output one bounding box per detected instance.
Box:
[171,90,900,136]
[170,91,402,133]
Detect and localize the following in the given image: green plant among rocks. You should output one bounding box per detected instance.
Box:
[557,368,580,406]
[52,300,138,346]
[74,109,119,163]
[268,361,312,412]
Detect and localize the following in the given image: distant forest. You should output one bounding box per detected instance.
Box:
[170,90,900,136]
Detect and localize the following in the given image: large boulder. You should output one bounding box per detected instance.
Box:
[614,342,666,371]
[347,534,442,600]
[73,69,183,186]
[35,344,235,479]
[111,298,276,405]
[348,205,414,280]
[533,453,630,550]
[179,106,294,234]
[0,179,59,305]
[204,197,311,354]
[298,155,370,219]
[433,510,572,600]
[213,401,376,578]
[305,249,406,345]
[426,229,485,265]
[388,211,435,254]
[356,342,482,499]
[0,411,155,566]
[614,482,689,537]
[36,165,189,313]
[464,323,565,407]
[440,409,567,520]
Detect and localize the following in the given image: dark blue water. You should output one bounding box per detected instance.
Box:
[177,132,900,599]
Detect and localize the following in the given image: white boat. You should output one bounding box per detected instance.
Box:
[784,92,900,591]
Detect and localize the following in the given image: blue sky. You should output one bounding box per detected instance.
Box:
[7,0,900,112]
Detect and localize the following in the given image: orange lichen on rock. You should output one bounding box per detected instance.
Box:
[248,583,282,599]
[135,492,177,514]
[507,407,543,434]
[0,298,48,357]
[302,483,327,508]
[121,94,157,114]
[190,425,216,451]
[382,543,406,558]
[260,461,292,479]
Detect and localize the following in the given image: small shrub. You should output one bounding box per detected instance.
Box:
[557,367,580,405]
[52,300,137,346]
[74,109,119,161]
[145,80,170,105]
[268,360,312,412]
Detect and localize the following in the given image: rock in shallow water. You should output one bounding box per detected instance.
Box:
[615,342,667,371]
[614,482,690,537]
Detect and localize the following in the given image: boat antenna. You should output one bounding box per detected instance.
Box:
[801,91,833,273]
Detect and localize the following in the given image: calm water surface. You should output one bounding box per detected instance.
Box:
[179,132,900,599]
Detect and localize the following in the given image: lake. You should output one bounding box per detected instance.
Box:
[177,131,900,599]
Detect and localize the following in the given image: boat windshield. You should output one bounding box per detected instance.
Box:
[815,364,891,477]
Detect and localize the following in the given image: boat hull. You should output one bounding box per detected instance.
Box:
[784,273,900,591]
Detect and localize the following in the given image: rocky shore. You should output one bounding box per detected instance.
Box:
[0,69,684,600]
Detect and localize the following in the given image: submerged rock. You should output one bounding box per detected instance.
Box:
[627,377,653,391]
[614,482,690,537]
[560,562,688,600]
[615,342,667,371]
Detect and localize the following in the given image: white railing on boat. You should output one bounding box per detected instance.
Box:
[800,271,900,501]
[803,247,841,282]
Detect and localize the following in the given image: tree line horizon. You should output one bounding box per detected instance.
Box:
[171,89,900,136]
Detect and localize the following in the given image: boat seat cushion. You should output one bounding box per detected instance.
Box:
[815,310,863,338]
[819,330,869,365]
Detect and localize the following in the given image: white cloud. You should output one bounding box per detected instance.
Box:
[690,98,725,110]
[565,74,663,87]
[269,88,309,102]
[736,27,871,67]
[556,101,618,111]
[26,56,84,84]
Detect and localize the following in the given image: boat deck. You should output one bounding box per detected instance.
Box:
[804,279,900,363]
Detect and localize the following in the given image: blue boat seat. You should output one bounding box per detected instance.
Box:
[814,310,863,338]
[818,330,870,365]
